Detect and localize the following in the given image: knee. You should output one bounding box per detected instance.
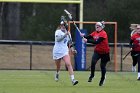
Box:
[100,65,106,70]
[91,60,97,65]
[65,63,71,68]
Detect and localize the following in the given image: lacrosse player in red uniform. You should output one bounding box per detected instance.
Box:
[80,21,110,86]
[129,24,137,72]
[130,24,140,80]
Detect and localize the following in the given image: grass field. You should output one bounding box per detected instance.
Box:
[0,70,140,93]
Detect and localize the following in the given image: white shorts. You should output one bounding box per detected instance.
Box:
[53,51,69,60]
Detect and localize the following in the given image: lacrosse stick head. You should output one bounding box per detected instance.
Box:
[64,9,73,20]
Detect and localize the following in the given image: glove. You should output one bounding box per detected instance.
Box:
[70,47,77,55]
[72,49,77,55]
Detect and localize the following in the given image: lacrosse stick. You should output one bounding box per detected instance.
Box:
[64,9,84,38]
[123,33,133,60]
[123,25,138,60]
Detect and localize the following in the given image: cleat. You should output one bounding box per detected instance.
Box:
[99,77,105,86]
[55,73,59,82]
[88,75,94,82]
[88,77,93,82]
[72,80,78,86]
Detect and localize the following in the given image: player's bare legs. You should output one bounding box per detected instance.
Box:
[54,59,61,81]
[63,55,78,85]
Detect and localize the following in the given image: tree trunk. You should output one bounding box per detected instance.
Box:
[3,3,20,40]
[0,3,4,39]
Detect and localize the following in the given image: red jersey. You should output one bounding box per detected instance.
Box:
[131,33,140,51]
[90,30,110,54]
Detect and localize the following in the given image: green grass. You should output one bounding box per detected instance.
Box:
[0,70,140,93]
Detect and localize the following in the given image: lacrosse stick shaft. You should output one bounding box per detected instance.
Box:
[72,21,82,35]
[73,21,84,39]
[123,50,131,60]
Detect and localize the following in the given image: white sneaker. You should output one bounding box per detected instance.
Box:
[132,66,136,72]
[55,73,59,82]
[72,79,78,86]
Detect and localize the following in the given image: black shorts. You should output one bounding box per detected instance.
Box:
[93,52,110,63]
[131,51,140,57]
[100,53,110,62]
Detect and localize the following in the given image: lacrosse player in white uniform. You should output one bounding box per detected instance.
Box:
[53,21,78,86]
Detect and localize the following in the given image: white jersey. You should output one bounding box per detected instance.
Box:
[53,29,70,60]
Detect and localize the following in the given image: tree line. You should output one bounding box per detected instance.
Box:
[0,0,140,42]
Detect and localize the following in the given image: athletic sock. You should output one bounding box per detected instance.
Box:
[70,75,75,81]
[138,73,140,77]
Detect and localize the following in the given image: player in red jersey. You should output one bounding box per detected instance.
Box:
[129,24,137,72]
[130,24,140,80]
[80,21,110,86]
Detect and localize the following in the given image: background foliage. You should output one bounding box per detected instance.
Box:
[0,0,140,42]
